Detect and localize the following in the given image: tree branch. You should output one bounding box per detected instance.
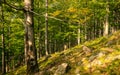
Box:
[29,10,64,22]
[2,0,24,11]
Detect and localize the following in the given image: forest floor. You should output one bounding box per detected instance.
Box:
[7,31,120,75]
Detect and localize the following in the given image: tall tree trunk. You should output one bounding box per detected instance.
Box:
[104,1,109,36]
[1,22,5,75]
[6,23,11,72]
[38,18,41,59]
[24,23,28,65]
[1,3,6,74]
[45,0,49,55]
[24,0,39,74]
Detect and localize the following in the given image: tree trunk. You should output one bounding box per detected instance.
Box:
[1,4,6,74]
[77,24,80,45]
[45,0,49,55]
[104,1,109,36]
[38,18,41,59]
[1,24,6,75]
[24,0,39,74]
[24,23,28,65]
[6,23,11,72]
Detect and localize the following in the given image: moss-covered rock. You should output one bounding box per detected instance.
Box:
[7,31,120,75]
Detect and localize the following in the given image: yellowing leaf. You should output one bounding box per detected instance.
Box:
[67,7,77,13]
[72,14,77,18]
[52,10,61,17]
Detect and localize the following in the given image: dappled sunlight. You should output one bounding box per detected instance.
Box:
[15,66,26,75]
[51,10,61,17]
[77,46,120,74]
[67,7,77,13]
[7,31,120,75]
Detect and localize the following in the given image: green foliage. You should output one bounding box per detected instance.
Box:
[107,59,120,75]
[0,0,120,74]
[84,37,107,48]
[5,30,120,75]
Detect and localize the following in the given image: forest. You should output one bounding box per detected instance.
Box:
[0,0,120,75]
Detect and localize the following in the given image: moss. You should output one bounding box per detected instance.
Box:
[84,37,107,48]
[7,30,120,75]
[105,59,120,75]
[15,66,26,75]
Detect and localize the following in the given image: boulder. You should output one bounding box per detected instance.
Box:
[54,63,70,75]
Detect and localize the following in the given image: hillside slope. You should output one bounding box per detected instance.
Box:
[8,31,120,75]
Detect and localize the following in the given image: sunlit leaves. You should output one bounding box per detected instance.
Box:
[67,7,77,13]
[50,10,61,17]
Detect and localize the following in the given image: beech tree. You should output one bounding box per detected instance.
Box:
[1,0,39,74]
[0,0,120,74]
[24,0,39,74]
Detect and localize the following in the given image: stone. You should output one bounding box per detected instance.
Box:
[75,68,80,75]
[54,63,69,75]
[82,45,91,55]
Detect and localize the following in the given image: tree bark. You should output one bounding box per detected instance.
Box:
[1,3,6,74]
[1,23,6,75]
[37,18,41,59]
[24,23,28,65]
[45,0,49,55]
[104,1,109,36]
[6,22,11,72]
[77,23,80,45]
[24,0,39,74]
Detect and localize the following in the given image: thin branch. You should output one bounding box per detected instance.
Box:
[29,10,64,22]
[3,0,24,11]
[48,16,64,21]
[29,10,42,17]
[2,0,65,22]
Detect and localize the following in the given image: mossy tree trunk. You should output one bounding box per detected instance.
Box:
[24,0,39,74]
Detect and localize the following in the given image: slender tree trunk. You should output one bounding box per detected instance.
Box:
[24,24,28,65]
[38,19,41,59]
[68,35,71,48]
[45,0,49,55]
[84,24,87,42]
[54,39,57,52]
[1,24,5,75]
[80,23,84,42]
[49,40,52,54]
[6,23,11,72]
[77,24,80,45]
[24,0,39,74]
[36,1,41,59]
[93,6,96,39]
[104,1,109,36]
[1,4,6,74]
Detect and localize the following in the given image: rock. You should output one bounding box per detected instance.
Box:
[34,71,44,75]
[89,55,97,62]
[106,40,116,46]
[54,63,70,75]
[35,70,53,75]
[75,68,80,75]
[45,55,51,59]
[82,45,91,55]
